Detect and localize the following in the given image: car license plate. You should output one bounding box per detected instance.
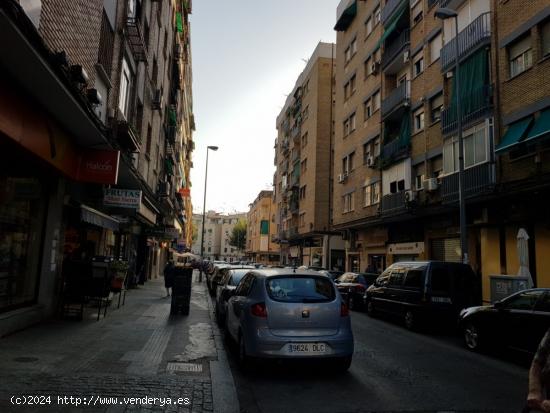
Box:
[286,343,327,354]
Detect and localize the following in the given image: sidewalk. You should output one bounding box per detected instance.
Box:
[0,271,239,413]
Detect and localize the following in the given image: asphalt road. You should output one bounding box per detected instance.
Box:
[226,309,530,413]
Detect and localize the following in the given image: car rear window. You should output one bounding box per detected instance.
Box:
[266,276,336,303]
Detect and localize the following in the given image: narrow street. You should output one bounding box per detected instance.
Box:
[228,310,529,413]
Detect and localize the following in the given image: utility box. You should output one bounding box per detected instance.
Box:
[489,275,530,303]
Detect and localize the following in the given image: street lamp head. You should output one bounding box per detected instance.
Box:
[434,7,458,20]
[207,145,219,151]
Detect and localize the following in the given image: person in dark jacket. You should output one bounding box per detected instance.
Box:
[528,328,550,412]
[163,260,175,297]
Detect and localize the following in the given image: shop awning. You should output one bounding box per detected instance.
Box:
[81,205,119,231]
[524,109,550,143]
[334,0,357,31]
[495,117,533,154]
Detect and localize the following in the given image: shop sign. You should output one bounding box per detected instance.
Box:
[77,149,120,185]
[104,188,142,209]
[146,227,180,240]
[387,242,425,255]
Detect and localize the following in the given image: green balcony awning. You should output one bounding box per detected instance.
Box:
[176,12,183,33]
[375,4,406,50]
[334,0,357,31]
[524,109,550,143]
[495,117,533,154]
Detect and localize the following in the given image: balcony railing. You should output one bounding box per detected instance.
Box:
[125,16,148,63]
[441,162,495,203]
[382,81,410,119]
[380,191,406,215]
[291,126,301,141]
[440,13,491,73]
[380,138,410,166]
[428,0,440,8]
[381,0,406,25]
[441,84,493,136]
[382,29,410,69]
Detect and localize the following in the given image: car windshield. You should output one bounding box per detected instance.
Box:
[266,276,336,303]
[228,269,250,286]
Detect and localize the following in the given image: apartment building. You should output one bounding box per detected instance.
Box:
[192,212,247,261]
[273,42,345,270]
[332,0,550,300]
[246,191,280,265]
[0,0,194,335]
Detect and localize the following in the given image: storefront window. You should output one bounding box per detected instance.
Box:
[0,178,45,311]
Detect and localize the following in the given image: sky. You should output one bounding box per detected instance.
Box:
[190,0,339,215]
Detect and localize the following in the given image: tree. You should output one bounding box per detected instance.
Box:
[229,219,247,252]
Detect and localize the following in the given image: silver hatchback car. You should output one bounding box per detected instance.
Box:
[225,269,354,371]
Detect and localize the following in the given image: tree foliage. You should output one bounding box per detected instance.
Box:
[229,219,247,251]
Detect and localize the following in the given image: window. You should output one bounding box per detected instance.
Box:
[302,105,309,120]
[351,37,357,56]
[415,174,424,190]
[343,192,355,213]
[414,108,425,132]
[342,152,355,175]
[299,213,305,227]
[509,35,533,77]
[300,158,307,174]
[430,33,442,63]
[344,82,350,100]
[365,17,373,36]
[350,74,356,95]
[299,185,306,199]
[301,132,308,148]
[374,5,381,25]
[344,75,356,100]
[364,57,372,78]
[364,99,372,120]
[118,57,132,119]
[542,20,550,57]
[363,136,380,164]
[389,179,405,194]
[363,183,380,206]
[411,0,423,25]
[430,93,443,123]
[504,291,541,311]
[344,112,356,135]
[413,53,424,77]
[403,269,423,288]
[145,123,152,154]
[372,91,380,111]
[343,119,350,137]
[443,123,488,173]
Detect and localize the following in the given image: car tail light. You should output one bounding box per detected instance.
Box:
[355,285,366,292]
[251,302,267,318]
[340,302,349,317]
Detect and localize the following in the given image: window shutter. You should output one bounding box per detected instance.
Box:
[509,35,531,59]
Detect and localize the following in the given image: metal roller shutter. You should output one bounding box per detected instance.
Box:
[431,238,461,262]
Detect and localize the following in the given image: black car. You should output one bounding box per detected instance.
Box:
[318,270,344,281]
[365,261,481,330]
[206,264,232,295]
[214,267,253,326]
[335,272,378,310]
[460,288,550,354]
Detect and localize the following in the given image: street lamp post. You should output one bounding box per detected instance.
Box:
[435,8,468,264]
[199,145,219,281]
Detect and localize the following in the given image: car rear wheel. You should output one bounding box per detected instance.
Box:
[333,355,352,373]
[464,322,482,351]
[238,333,254,372]
[404,310,416,331]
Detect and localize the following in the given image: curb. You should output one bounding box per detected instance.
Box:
[202,275,240,413]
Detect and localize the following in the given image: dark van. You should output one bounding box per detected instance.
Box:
[364,261,481,330]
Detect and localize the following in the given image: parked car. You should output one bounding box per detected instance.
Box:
[225,269,354,371]
[460,288,550,354]
[214,267,254,326]
[335,272,378,310]
[206,263,232,295]
[364,261,481,330]
[318,270,344,281]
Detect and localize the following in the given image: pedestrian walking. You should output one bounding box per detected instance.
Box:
[527,327,550,412]
[163,260,175,297]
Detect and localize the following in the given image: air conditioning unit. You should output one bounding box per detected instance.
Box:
[404,190,416,203]
[366,156,374,167]
[371,61,380,74]
[337,173,348,183]
[403,50,410,63]
[423,178,439,191]
[152,89,162,110]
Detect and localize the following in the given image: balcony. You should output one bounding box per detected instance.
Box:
[289,227,299,237]
[381,0,406,25]
[440,13,491,73]
[380,138,410,166]
[382,29,410,71]
[441,162,495,203]
[380,191,407,215]
[125,16,148,63]
[441,84,493,136]
[291,126,301,142]
[381,81,410,119]
[116,120,141,152]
